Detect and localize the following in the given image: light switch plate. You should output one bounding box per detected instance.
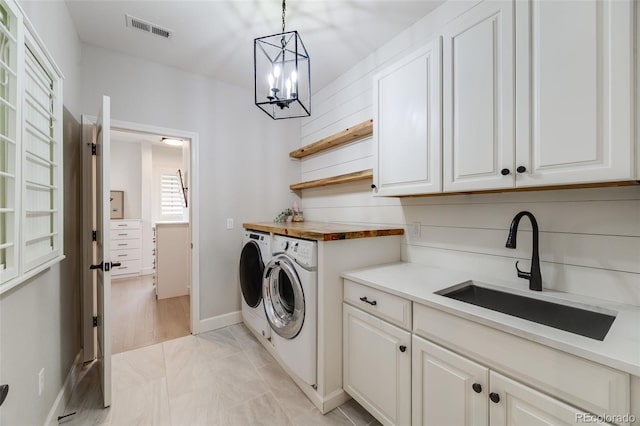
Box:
[38,368,44,396]
[226,218,234,230]
[411,222,421,238]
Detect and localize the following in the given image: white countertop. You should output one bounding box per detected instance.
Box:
[342,262,640,376]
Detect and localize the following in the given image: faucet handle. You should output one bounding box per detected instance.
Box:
[515,261,531,280]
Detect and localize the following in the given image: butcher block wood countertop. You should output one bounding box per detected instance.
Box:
[243,221,404,241]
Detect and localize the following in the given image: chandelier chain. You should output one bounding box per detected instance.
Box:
[282,0,286,32]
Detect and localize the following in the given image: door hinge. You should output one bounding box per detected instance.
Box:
[92,316,98,327]
[91,143,97,156]
[92,230,97,241]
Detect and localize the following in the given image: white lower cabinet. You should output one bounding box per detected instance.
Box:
[412,335,488,426]
[344,280,630,426]
[343,303,411,426]
[412,335,613,426]
[490,371,612,426]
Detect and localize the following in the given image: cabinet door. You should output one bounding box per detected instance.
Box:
[412,336,489,426]
[442,0,515,192]
[373,38,442,196]
[490,371,613,426]
[343,303,411,426]
[515,0,634,186]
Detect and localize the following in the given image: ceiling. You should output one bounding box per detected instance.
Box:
[65,0,444,93]
[112,129,183,148]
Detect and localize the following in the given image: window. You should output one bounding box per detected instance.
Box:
[159,171,185,219]
[0,0,20,282]
[0,0,64,291]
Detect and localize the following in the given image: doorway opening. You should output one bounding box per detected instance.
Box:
[110,128,192,353]
[82,114,201,363]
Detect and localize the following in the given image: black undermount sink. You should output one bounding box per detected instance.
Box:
[437,283,616,341]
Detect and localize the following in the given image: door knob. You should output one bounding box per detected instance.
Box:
[472,383,482,393]
[500,168,510,176]
[89,262,104,271]
[516,166,527,173]
[90,261,121,271]
[399,345,407,353]
[489,392,500,403]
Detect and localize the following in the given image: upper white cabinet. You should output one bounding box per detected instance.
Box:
[373,37,442,196]
[442,0,515,192]
[443,0,634,192]
[514,0,634,186]
[375,0,635,196]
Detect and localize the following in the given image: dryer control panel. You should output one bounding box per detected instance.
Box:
[273,235,318,268]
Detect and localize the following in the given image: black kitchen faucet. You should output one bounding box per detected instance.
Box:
[505,211,542,291]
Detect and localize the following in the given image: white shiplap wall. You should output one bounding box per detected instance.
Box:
[297,0,640,306]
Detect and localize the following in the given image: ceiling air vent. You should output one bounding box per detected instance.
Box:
[125,14,172,40]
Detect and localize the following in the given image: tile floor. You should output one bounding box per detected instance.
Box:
[63,324,379,426]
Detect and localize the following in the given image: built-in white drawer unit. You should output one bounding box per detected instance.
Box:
[344,279,412,329]
[111,239,141,250]
[111,259,142,276]
[110,229,141,241]
[110,220,141,231]
[111,219,142,278]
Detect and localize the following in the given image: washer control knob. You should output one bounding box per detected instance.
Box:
[282,241,289,251]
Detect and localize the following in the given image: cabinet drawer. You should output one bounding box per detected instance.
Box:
[110,220,141,230]
[344,279,411,330]
[111,248,140,261]
[111,259,141,276]
[111,239,141,250]
[110,229,141,241]
[413,303,629,418]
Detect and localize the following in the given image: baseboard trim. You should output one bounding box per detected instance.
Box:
[198,311,242,334]
[322,388,351,414]
[44,349,83,426]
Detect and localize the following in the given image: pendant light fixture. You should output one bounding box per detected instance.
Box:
[254,0,310,119]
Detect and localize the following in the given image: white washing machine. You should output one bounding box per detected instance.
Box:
[263,235,317,387]
[239,231,271,338]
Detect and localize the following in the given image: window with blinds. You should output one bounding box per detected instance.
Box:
[21,44,61,270]
[0,1,19,282]
[160,171,185,218]
[0,0,63,290]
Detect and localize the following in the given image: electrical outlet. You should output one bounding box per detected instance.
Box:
[226,218,234,230]
[38,368,44,396]
[410,222,421,238]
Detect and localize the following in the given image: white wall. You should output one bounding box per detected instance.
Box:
[79,44,300,321]
[111,140,142,219]
[0,2,83,425]
[297,0,640,306]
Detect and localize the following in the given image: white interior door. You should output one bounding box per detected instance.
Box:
[95,96,112,408]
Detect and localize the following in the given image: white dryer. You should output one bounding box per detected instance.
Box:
[263,235,317,387]
[239,231,271,338]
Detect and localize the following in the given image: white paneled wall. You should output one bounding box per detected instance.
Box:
[298,0,640,306]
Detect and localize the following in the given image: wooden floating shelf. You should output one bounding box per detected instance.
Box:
[289,119,373,159]
[290,169,373,191]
